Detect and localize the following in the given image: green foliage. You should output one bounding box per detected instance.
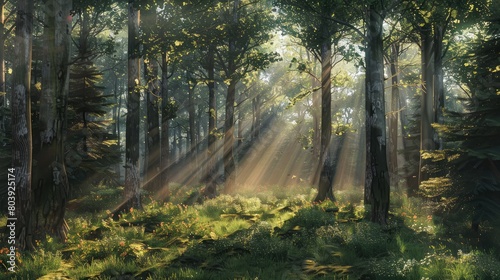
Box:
[8,186,500,279]
[6,250,62,279]
[427,11,500,229]
[285,206,336,229]
[276,0,349,56]
[161,97,179,122]
[67,51,120,188]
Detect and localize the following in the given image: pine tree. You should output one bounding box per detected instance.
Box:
[67,56,120,188]
[429,12,500,232]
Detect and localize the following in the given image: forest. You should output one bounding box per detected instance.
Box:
[0,0,499,279]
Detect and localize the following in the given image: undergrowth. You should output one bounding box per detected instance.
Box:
[1,185,499,279]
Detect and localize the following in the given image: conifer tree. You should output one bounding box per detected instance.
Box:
[431,10,500,232]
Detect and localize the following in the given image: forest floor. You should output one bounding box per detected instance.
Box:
[2,184,500,279]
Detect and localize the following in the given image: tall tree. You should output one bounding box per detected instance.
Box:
[32,0,72,242]
[315,2,335,202]
[276,0,392,223]
[405,0,489,185]
[171,0,221,197]
[142,3,161,192]
[12,0,33,250]
[66,2,121,187]
[387,43,400,181]
[418,21,436,185]
[223,0,240,194]
[215,0,279,193]
[276,0,353,202]
[124,0,141,209]
[364,2,390,224]
[204,44,217,197]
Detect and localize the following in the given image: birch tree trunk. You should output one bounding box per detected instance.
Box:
[12,0,33,250]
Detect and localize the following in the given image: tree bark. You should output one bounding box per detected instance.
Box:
[224,80,236,193]
[388,43,400,183]
[160,52,170,198]
[418,25,435,185]
[314,38,334,202]
[237,92,244,147]
[204,45,217,197]
[113,74,122,178]
[187,74,196,153]
[433,24,444,150]
[251,95,261,140]
[312,59,321,160]
[32,0,72,242]
[140,3,160,193]
[223,0,239,194]
[12,0,33,250]
[124,1,141,210]
[365,4,390,225]
[145,59,160,192]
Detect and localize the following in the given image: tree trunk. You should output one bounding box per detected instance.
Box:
[12,0,33,250]
[251,95,261,140]
[418,25,435,185]
[223,0,239,194]
[314,38,334,202]
[114,75,122,179]
[433,24,444,150]
[160,52,170,198]
[124,1,141,210]
[204,45,217,197]
[365,5,390,225]
[187,74,196,153]
[312,60,321,160]
[237,93,244,147]
[224,80,236,193]
[177,125,182,157]
[388,44,400,184]
[32,0,72,243]
[145,59,160,192]
[172,126,177,159]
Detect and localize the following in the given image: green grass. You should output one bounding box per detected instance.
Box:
[1,186,500,279]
